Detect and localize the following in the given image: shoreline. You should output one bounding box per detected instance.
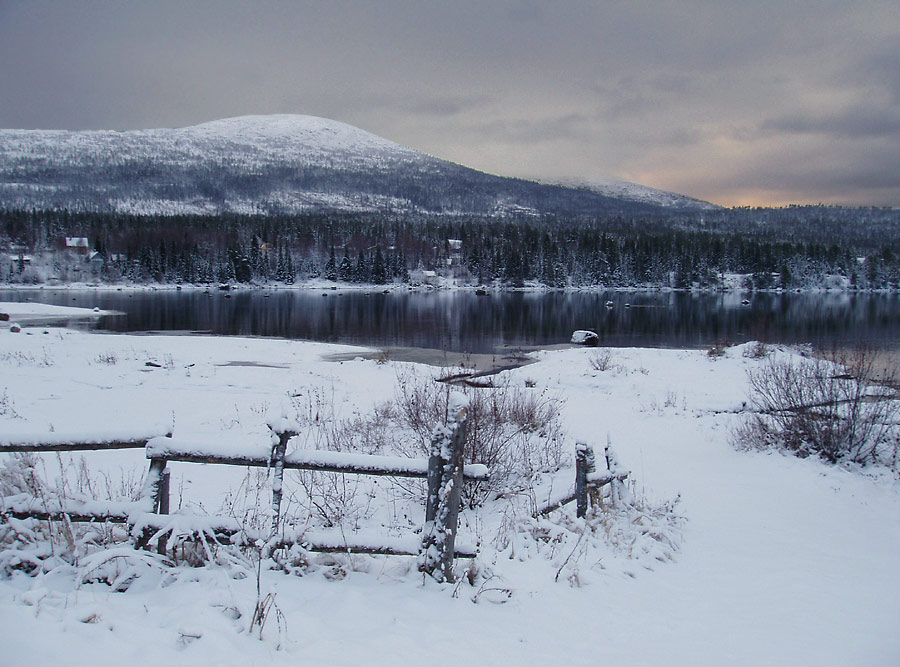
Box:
[2,280,899,295]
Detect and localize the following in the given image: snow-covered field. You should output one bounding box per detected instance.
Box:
[1,304,899,666]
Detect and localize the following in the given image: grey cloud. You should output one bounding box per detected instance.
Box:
[854,37,900,102]
[462,114,593,145]
[407,95,492,118]
[761,107,900,140]
[595,73,700,119]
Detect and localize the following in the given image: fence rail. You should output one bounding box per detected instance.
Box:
[1,428,170,453]
[145,436,489,480]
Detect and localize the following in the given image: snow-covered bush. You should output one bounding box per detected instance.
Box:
[494,479,684,587]
[742,341,771,359]
[0,453,147,577]
[735,348,900,467]
[0,453,42,498]
[1,454,52,574]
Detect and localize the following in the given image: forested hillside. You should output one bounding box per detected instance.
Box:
[3,206,899,289]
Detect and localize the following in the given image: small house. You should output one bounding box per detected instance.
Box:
[65,237,90,254]
[409,269,440,286]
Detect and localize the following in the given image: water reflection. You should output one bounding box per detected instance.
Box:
[1,288,898,353]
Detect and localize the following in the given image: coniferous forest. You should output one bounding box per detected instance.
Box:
[2,206,899,290]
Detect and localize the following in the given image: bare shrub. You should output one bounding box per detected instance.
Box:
[284,390,375,527]
[0,388,22,419]
[292,470,369,529]
[588,348,616,372]
[392,370,565,505]
[284,370,565,519]
[735,347,900,467]
[94,351,118,365]
[0,349,54,367]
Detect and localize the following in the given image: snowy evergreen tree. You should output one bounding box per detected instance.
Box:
[324,246,337,281]
[338,247,354,282]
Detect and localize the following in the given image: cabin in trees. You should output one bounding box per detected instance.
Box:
[65,237,90,254]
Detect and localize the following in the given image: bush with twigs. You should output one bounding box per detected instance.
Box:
[734,347,900,468]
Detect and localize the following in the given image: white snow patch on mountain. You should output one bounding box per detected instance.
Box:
[559,177,720,210]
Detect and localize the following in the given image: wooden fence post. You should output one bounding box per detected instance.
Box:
[136,458,167,550]
[146,458,168,512]
[425,434,444,524]
[438,412,467,581]
[605,440,624,508]
[420,394,469,583]
[270,429,294,537]
[576,443,598,518]
[156,470,170,555]
[575,444,589,518]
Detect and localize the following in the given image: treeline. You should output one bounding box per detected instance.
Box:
[2,207,899,289]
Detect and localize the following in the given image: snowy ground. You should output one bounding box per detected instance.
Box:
[1,305,899,665]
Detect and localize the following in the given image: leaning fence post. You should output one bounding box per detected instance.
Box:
[420,393,469,583]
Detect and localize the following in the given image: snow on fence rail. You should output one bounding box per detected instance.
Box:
[0,425,172,453]
[145,436,489,480]
[1,494,149,524]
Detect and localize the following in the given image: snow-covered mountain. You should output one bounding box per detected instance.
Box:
[0,115,716,216]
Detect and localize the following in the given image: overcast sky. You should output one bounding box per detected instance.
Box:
[1,1,898,207]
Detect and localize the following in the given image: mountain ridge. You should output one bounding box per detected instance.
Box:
[0,114,717,217]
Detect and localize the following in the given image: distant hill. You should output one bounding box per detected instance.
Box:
[0,114,717,217]
[556,178,720,211]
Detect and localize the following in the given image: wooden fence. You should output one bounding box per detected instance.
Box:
[1,405,487,583]
[2,420,627,583]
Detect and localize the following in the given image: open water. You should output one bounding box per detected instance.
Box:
[2,288,899,354]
